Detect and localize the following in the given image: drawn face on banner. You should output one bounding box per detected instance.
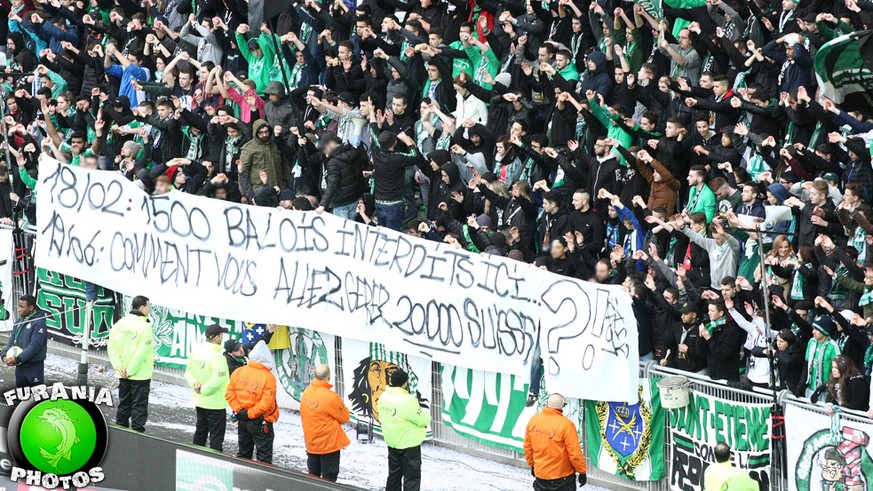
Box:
[368,360,397,421]
[795,427,873,491]
[348,357,428,422]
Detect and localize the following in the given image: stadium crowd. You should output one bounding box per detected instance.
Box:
[4,0,873,484]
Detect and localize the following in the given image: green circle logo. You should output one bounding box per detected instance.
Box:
[19,400,97,475]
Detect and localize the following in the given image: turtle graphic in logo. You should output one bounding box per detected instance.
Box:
[274,328,329,402]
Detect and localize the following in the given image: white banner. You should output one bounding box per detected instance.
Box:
[0,228,13,331]
[34,157,638,402]
[786,403,873,490]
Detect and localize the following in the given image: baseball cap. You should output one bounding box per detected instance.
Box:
[205,324,229,339]
[337,91,356,106]
[247,38,261,51]
[822,172,839,183]
[679,303,698,315]
[224,339,242,352]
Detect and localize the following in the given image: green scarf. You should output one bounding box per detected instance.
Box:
[806,339,840,391]
[705,317,726,334]
[859,287,873,307]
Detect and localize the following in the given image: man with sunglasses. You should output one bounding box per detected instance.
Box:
[524,394,588,490]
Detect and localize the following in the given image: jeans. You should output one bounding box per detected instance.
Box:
[238,419,273,464]
[332,202,357,221]
[117,378,150,432]
[387,446,421,491]
[376,201,405,231]
[15,362,44,388]
[640,352,654,363]
[529,343,543,396]
[307,450,341,481]
[193,407,226,452]
[84,281,98,302]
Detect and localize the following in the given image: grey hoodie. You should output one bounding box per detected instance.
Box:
[248,341,273,370]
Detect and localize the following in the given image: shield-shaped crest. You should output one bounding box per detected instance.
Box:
[595,385,653,478]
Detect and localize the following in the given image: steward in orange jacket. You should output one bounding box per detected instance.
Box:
[524,394,588,490]
[225,341,278,463]
[300,364,351,482]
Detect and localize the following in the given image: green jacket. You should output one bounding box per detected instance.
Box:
[47,69,68,99]
[590,98,632,165]
[377,386,430,449]
[184,341,230,410]
[108,313,154,380]
[464,45,498,90]
[235,32,274,94]
[687,185,717,223]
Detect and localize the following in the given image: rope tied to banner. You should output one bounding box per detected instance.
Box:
[770,414,786,440]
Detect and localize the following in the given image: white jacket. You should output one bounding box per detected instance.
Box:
[453,93,488,126]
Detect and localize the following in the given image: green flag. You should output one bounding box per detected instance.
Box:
[815,31,873,116]
[585,378,666,481]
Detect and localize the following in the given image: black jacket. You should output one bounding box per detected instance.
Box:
[1,310,48,367]
[697,319,744,382]
[320,144,366,209]
[751,342,804,392]
[812,374,870,411]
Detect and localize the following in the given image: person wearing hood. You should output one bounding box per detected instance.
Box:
[225,340,279,464]
[235,24,275,94]
[579,50,612,101]
[263,81,297,146]
[239,119,287,202]
[185,324,230,452]
[417,150,464,221]
[108,295,154,433]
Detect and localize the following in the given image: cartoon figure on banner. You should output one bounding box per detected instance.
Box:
[594,385,654,479]
[348,343,428,422]
[796,425,873,491]
[274,328,329,401]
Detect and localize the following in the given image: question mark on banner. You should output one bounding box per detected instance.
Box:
[540,280,592,375]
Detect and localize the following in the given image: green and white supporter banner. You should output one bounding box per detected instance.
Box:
[35,268,117,346]
[121,295,239,370]
[786,403,873,491]
[668,392,772,490]
[815,31,873,116]
[440,365,537,452]
[272,328,335,410]
[585,379,665,481]
[439,365,584,454]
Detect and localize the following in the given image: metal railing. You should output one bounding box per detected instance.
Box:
[10,223,873,491]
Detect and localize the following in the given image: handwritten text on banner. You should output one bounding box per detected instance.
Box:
[34,158,639,402]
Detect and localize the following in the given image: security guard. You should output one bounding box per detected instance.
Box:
[524,393,588,490]
[185,324,231,451]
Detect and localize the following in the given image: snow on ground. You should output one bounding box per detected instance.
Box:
[0,354,611,491]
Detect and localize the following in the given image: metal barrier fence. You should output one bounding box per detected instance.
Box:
[6,223,872,491]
